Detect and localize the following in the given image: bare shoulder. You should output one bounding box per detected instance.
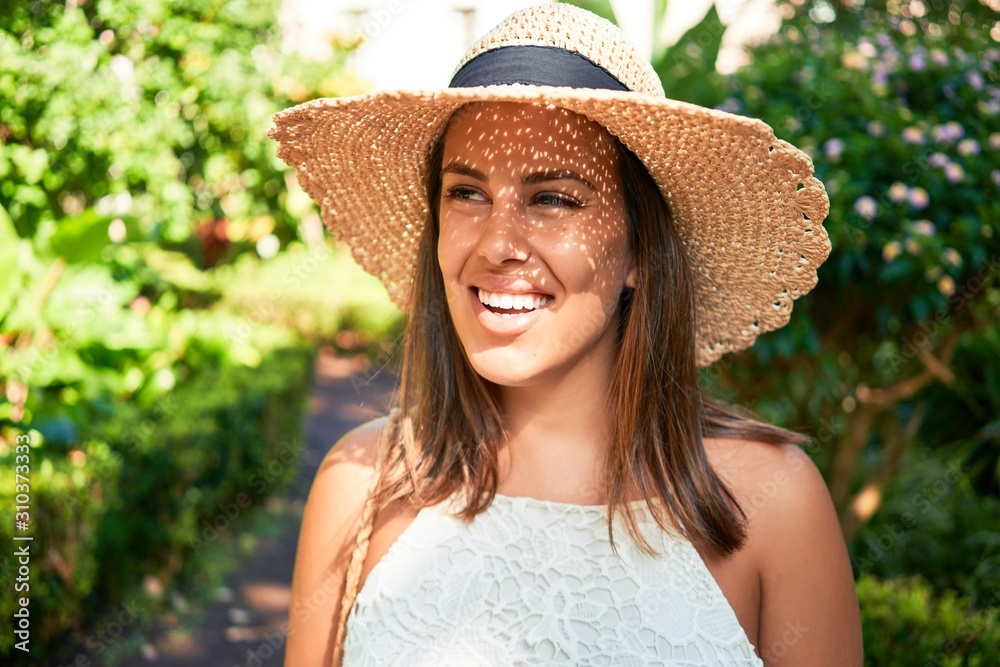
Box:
[702,436,842,567]
[301,416,389,527]
[704,437,863,665]
[702,437,824,525]
[322,416,389,472]
[284,416,389,667]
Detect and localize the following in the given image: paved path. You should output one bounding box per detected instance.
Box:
[121,347,394,666]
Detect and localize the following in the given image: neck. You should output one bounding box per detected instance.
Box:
[494,334,618,503]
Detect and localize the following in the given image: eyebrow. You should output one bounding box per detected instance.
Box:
[441,161,596,191]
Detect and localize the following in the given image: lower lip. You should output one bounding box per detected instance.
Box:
[469,288,552,337]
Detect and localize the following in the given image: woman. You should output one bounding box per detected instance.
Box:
[271,5,862,666]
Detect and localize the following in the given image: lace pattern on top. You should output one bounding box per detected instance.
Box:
[341,491,764,666]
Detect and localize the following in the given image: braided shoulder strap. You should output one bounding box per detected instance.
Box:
[331,410,397,666]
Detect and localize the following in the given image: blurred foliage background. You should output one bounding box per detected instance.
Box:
[0,0,396,663]
[0,0,997,664]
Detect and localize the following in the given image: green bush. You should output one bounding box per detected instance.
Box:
[0,0,376,662]
[707,0,999,581]
[0,330,315,662]
[852,449,1000,610]
[1,440,120,650]
[859,574,1000,666]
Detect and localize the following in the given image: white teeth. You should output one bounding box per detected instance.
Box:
[477,289,551,312]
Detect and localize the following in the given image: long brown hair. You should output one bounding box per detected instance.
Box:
[369,111,807,559]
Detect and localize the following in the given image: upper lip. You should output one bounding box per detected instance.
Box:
[469,276,553,297]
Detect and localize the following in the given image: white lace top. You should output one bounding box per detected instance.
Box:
[342,490,763,666]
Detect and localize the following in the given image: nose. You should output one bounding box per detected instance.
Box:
[477,200,530,266]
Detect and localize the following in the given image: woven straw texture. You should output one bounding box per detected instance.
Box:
[454,3,665,97]
[268,4,830,367]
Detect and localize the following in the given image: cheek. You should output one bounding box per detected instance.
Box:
[437,216,474,286]
[593,209,631,277]
[552,221,630,290]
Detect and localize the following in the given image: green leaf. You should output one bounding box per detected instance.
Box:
[141,246,215,293]
[557,0,617,25]
[651,0,669,63]
[0,204,21,320]
[49,209,110,264]
[653,4,724,82]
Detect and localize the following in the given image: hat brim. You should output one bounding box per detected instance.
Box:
[268,85,830,367]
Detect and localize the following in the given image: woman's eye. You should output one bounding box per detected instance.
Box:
[534,192,581,208]
[443,186,488,203]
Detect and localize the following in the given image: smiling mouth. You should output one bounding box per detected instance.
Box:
[475,288,554,316]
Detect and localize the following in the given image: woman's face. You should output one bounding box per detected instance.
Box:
[437,102,635,388]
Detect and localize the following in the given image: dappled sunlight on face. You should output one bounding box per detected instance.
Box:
[436,101,634,390]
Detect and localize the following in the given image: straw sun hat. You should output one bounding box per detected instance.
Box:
[268,3,831,367]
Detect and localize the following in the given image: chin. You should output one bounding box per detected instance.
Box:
[464,349,544,388]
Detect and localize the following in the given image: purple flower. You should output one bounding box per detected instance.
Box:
[908,54,926,71]
[824,138,845,161]
[929,152,949,168]
[854,196,879,220]
[888,182,908,203]
[957,139,980,157]
[867,121,886,137]
[930,49,948,66]
[873,70,889,87]
[902,127,924,144]
[944,163,965,184]
[876,33,892,48]
[858,41,876,58]
[907,187,930,210]
[968,71,985,90]
[932,121,964,144]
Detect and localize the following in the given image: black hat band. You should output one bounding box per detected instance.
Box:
[449,44,630,92]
